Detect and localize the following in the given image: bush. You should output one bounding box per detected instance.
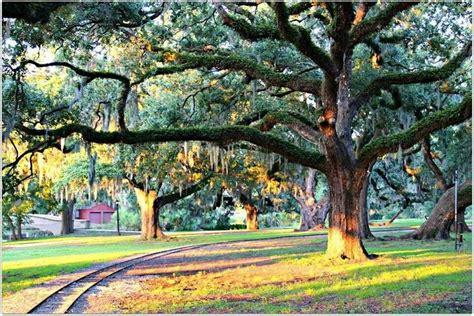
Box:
[258,212,299,228]
[161,206,234,231]
[110,209,141,231]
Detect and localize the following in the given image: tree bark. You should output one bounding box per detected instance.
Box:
[16,216,23,240]
[359,168,375,239]
[134,188,159,240]
[410,180,472,240]
[245,203,259,230]
[151,202,167,239]
[299,197,330,231]
[456,207,471,233]
[240,192,258,230]
[6,215,18,240]
[61,198,75,235]
[326,167,371,261]
[422,138,448,191]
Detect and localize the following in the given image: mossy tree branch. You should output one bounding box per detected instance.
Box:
[254,111,321,144]
[216,5,280,41]
[22,60,132,131]
[17,123,327,173]
[138,51,322,95]
[271,2,337,78]
[357,94,472,168]
[351,43,471,109]
[21,60,130,84]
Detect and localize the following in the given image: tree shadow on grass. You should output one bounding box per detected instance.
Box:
[174,270,471,314]
[113,258,276,280]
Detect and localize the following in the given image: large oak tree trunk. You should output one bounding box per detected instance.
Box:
[326,167,370,261]
[16,216,23,240]
[456,207,471,233]
[411,180,471,240]
[135,188,159,240]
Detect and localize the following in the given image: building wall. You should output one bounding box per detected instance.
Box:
[26,215,62,236]
[78,205,116,224]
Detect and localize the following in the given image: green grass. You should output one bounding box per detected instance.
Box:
[74,233,471,314]
[3,227,472,314]
[163,235,472,314]
[2,229,320,295]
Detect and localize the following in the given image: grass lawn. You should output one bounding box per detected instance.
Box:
[79,233,472,314]
[2,226,472,313]
[2,229,321,296]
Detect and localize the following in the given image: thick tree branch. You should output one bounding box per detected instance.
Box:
[271,2,337,78]
[136,51,322,94]
[422,137,448,191]
[350,2,418,46]
[352,43,471,108]
[156,176,211,208]
[216,5,279,41]
[17,124,327,172]
[357,94,472,168]
[255,111,321,144]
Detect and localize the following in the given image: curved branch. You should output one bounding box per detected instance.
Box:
[21,60,130,84]
[255,111,321,144]
[357,94,472,168]
[422,137,448,191]
[156,175,211,208]
[17,123,327,173]
[216,5,280,41]
[350,2,418,46]
[271,2,336,78]
[135,51,322,95]
[352,43,471,108]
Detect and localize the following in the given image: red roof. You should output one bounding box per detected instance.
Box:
[79,203,115,212]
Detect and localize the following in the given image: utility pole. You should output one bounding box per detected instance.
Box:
[454,170,461,252]
[115,200,121,236]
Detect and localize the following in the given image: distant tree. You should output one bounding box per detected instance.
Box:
[409,179,471,240]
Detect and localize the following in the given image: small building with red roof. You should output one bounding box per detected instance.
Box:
[76,203,116,224]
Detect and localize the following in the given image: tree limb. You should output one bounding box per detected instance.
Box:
[21,60,130,84]
[156,175,212,208]
[255,111,321,144]
[352,43,471,108]
[271,2,337,78]
[350,2,418,46]
[17,123,327,172]
[135,51,322,94]
[422,137,448,191]
[216,5,280,41]
[357,94,471,168]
